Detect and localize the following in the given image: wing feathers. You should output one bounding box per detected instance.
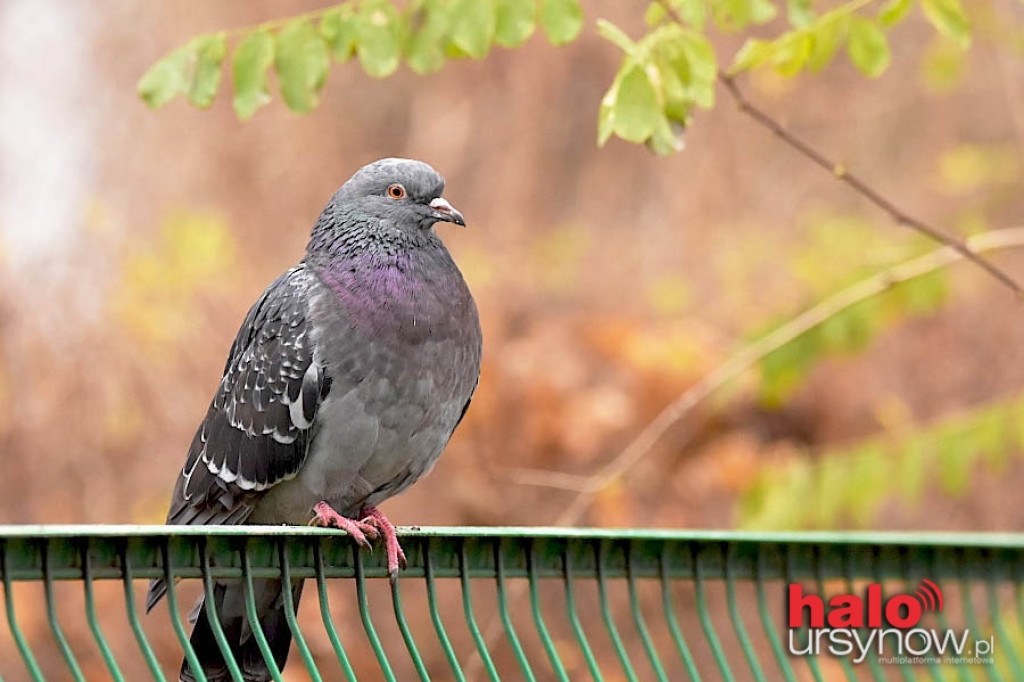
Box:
[166,265,325,525]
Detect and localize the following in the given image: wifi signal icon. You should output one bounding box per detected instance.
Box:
[914,579,944,612]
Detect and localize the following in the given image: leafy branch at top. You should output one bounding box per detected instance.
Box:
[138,0,584,120]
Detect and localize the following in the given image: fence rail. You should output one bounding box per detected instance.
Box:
[1,526,1023,681]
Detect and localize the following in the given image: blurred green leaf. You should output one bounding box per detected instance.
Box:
[232,31,275,120]
[356,0,404,77]
[275,19,330,113]
[878,0,913,27]
[788,0,815,28]
[612,64,661,143]
[920,36,968,93]
[187,34,226,108]
[320,6,358,60]
[540,0,583,45]
[891,270,948,315]
[806,14,849,72]
[921,0,971,48]
[847,16,891,78]
[596,19,636,54]
[712,0,778,31]
[495,0,536,47]
[138,43,193,108]
[404,0,450,74]
[450,0,496,58]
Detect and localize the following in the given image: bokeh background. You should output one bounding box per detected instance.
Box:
[1,1,1023,679]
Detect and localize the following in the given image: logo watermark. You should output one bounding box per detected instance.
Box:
[787,581,994,665]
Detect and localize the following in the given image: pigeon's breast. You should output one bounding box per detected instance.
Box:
[253,248,481,522]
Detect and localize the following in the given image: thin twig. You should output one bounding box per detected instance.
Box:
[508,228,1024,522]
[655,0,1024,298]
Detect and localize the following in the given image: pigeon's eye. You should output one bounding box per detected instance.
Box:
[387,184,407,200]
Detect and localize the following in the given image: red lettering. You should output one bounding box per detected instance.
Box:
[827,595,863,628]
[788,584,824,628]
[885,595,922,628]
[867,584,882,628]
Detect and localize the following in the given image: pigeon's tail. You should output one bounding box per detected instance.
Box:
[179,578,303,682]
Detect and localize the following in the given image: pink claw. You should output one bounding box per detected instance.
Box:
[361,506,407,581]
[311,501,379,548]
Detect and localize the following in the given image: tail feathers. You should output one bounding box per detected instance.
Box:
[178,579,304,682]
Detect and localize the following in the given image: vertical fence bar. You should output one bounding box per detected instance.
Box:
[313,541,358,682]
[660,545,699,680]
[198,539,245,682]
[41,539,86,682]
[162,540,208,682]
[80,540,125,681]
[960,552,1000,682]
[723,543,766,681]
[754,547,797,682]
[563,547,604,682]
[119,542,167,682]
[931,549,970,682]
[458,540,500,682]
[788,545,822,682]
[815,546,856,682]
[277,539,322,682]
[528,540,569,682]
[495,539,536,682]
[904,548,945,682]
[986,550,1022,678]
[693,542,735,682]
[626,542,668,682]
[354,545,398,682]
[390,573,431,682]
[239,540,284,682]
[863,547,890,682]
[597,540,639,682]
[424,540,466,682]
[1,539,44,682]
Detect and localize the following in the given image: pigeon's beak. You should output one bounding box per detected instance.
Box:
[429,197,466,227]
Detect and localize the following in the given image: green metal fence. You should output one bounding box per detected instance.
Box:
[1,526,1023,681]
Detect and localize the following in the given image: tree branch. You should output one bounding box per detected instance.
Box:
[655,0,1024,298]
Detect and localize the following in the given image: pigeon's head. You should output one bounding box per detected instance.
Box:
[331,158,465,231]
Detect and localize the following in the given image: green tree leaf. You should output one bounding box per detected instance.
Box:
[612,64,661,143]
[595,19,636,54]
[712,0,778,31]
[450,0,496,59]
[275,19,330,113]
[320,6,358,61]
[232,31,275,120]
[847,16,890,78]
[138,43,194,108]
[495,0,536,47]
[356,0,403,78]
[787,0,815,28]
[729,38,774,73]
[806,13,849,72]
[188,34,226,108]
[878,0,913,27]
[405,0,451,74]
[540,0,583,46]
[921,0,971,48]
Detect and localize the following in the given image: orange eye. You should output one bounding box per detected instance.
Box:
[387,184,406,199]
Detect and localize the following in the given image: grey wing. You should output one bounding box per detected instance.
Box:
[165,264,327,528]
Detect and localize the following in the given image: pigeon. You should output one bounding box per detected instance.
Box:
[146,158,482,682]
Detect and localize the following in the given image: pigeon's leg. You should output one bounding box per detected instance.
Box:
[361,506,407,581]
[310,501,379,548]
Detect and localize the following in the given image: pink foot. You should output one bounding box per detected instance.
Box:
[361,506,407,582]
[311,501,379,548]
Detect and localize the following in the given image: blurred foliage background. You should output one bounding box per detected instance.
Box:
[1,0,1024,677]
